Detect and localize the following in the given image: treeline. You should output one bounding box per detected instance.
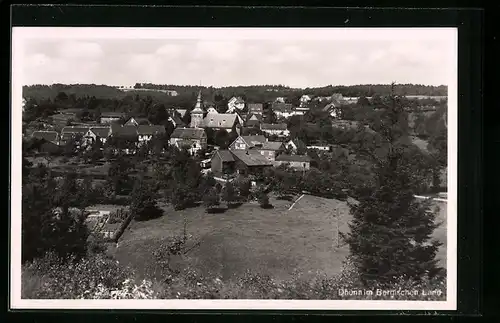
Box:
[24,83,447,106]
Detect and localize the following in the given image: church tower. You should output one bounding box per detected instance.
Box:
[190,90,204,128]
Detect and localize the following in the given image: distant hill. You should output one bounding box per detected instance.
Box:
[23,84,126,100]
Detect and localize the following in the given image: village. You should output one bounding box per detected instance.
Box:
[21,82,449,301]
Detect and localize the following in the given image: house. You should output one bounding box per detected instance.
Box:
[124,117,153,126]
[137,125,166,146]
[284,138,307,153]
[227,96,245,113]
[230,149,273,176]
[229,135,267,151]
[110,124,139,140]
[169,127,207,155]
[60,126,90,145]
[306,145,332,152]
[210,150,236,175]
[275,154,311,171]
[100,112,126,124]
[299,95,312,107]
[165,90,178,96]
[203,113,241,135]
[31,131,59,145]
[274,97,285,103]
[245,113,262,128]
[260,123,290,137]
[229,135,283,161]
[272,102,294,119]
[248,103,264,115]
[83,126,112,146]
[253,141,284,161]
[322,101,343,119]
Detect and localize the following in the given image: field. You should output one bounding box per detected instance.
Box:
[108,194,448,283]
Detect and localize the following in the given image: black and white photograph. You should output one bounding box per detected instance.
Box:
[11,27,457,310]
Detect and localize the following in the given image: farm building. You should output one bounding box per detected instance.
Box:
[210,150,236,175]
[275,154,312,171]
[169,127,207,155]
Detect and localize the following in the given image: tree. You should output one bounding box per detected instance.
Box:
[343,83,444,288]
[222,182,238,207]
[107,155,133,195]
[258,191,272,209]
[130,178,163,221]
[203,187,220,212]
[22,169,89,263]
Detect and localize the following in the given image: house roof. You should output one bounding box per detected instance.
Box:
[229,96,245,104]
[112,125,139,137]
[323,101,342,111]
[32,131,58,142]
[101,112,126,118]
[260,123,288,131]
[127,117,152,125]
[169,114,184,126]
[89,127,111,138]
[260,141,284,151]
[231,150,273,167]
[176,109,187,117]
[272,102,293,112]
[288,138,307,150]
[240,135,267,147]
[203,114,238,129]
[245,118,261,127]
[61,126,90,134]
[276,154,312,162]
[171,127,206,140]
[137,125,166,136]
[248,103,263,113]
[214,150,235,162]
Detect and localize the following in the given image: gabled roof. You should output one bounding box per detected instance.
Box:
[203,114,238,129]
[276,154,312,162]
[239,135,267,147]
[272,102,293,113]
[176,109,187,117]
[169,114,184,126]
[323,101,342,111]
[171,127,206,140]
[89,127,111,138]
[229,96,245,104]
[175,139,195,148]
[213,150,235,162]
[137,125,166,136]
[230,150,273,167]
[259,141,284,151]
[32,131,59,142]
[287,138,307,150]
[126,117,152,126]
[61,126,90,134]
[260,123,288,131]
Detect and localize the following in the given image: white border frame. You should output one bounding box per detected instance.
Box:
[10,27,458,311]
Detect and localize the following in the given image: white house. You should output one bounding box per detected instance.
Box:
[275,154,312,171]
[83,127,111,146]
[299,95,312,107]
[227,96,245,113]
[272,102,294,119]
[169,127,207,155]
[260,123,290,137]
[274,97,286,103]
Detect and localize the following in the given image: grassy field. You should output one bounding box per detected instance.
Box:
[108,194,448,283]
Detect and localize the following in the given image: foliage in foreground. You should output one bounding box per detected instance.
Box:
[22,252,446,301]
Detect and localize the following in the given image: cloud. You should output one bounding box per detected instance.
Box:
[155,44,183,58]
[194,41,242,60]
[57,41,104,59]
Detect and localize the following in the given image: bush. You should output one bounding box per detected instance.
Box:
[107,208,129,224]
[22,252,132,299]
[258,193,273,209]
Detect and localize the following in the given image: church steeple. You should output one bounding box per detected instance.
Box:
[190,89,204,128]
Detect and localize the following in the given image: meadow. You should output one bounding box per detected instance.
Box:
[107,194,448,283]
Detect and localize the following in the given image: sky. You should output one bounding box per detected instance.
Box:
[15,28,457,88]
